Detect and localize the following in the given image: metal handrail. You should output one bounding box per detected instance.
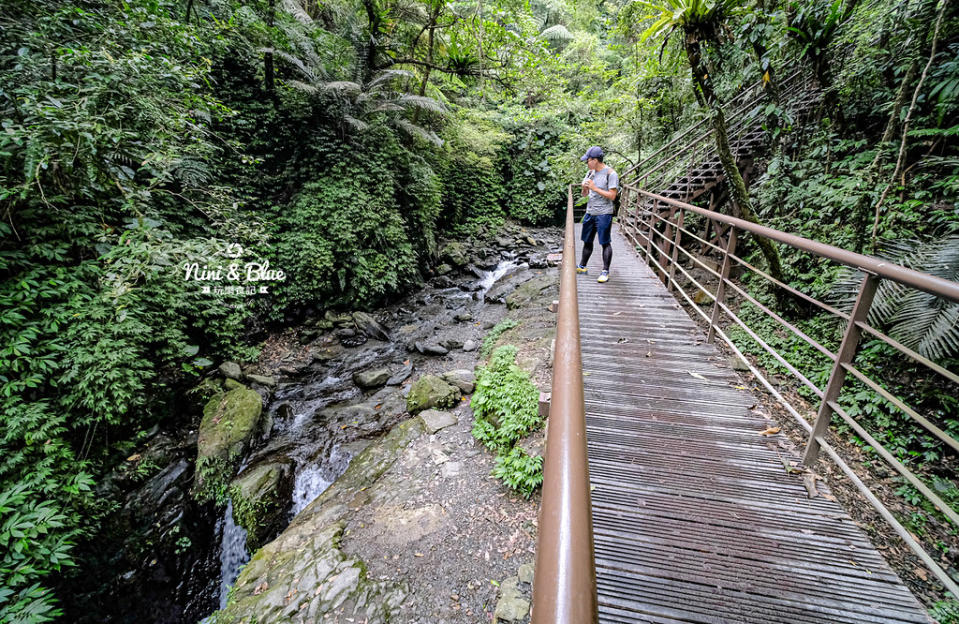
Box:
[619,185,959,597]
[531,186,598,624]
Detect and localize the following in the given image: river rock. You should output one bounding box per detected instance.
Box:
[193,384,263,504]
[440,241,470,267]
[386,362,413,386]
[353,311,391,342]
[485,282,513,304]
[435,263,452,275]
[406,375,461,414]
[229,456,295,551]
[353,368,391,389]
[454,311,473,322]
[468,265,487,279]
[246,373,277,387]
[219,361,242,380]
[419,409,458,434]
[441,369,476,394]
[414,341,449,356]
[462,339,478,352]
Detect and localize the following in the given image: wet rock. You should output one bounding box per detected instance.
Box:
[312,343,345,362]
[193,384,263,504]
[529,253,549,269]
[386,362,414,386]
[468,265,487,279]
[525,236,537,246]
[229,456,294,551]
[440,369,476,394]
[441,339,464,351]
[462,339,478,352]
[431,275,456,289]
[454,311,474,322]
[414,341,449,356]
[335,327,357,339]
[353,368,391,389]
[340,333,369,347]
[246,373,278,387]
[485,282,513,304]
[436,263,453,275]
[419,409,458,434]
[325,311,353,326]
[406,375,461,414]
[493,576,530,623]
[495,236,513,248]
[219,361,242,380]
[353,311,391,342]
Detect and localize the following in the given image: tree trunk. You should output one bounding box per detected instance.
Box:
[264,0,276,94]
[412,6,438,125]
[684,31,785,284]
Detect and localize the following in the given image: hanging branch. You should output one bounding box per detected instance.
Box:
[870,0,946,248]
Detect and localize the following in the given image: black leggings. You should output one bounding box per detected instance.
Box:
[581,241,612,271]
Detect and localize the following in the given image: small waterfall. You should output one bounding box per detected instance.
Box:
[216,500,250,609]
[476,259,522,299]
[290,445,355,518]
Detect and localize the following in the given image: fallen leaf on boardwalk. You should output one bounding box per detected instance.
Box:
[646,351,652,357]
[759,426,781,436]
[687,371,708,381]
[734,385,746,390]
[414,552,424,557]
[613,311,623,316]
[583,372,591,376]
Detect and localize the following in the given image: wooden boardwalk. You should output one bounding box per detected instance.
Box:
[576,224,931,624]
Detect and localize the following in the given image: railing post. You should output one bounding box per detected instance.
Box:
[531,186,598,624]
[802,272,880,466]
[707,225,737,343]
[667,209,684,291]
[659,210,673,284]
[644,199,656,261]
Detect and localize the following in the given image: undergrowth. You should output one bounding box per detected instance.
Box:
[471,345,544,498]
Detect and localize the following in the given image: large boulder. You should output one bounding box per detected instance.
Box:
[193,384,263,504]
[441,369,476,394]
[506,274,556,310]
[405,375,461,414]
[209,418,425,624]
[229,457,295,551]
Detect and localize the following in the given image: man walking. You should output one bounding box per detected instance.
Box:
[577,146,618,283]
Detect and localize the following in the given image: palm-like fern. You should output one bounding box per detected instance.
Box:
[831,235,959,360]
[278,52,446,145]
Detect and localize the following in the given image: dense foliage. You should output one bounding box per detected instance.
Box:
[471,345,544,498]
[2,0,958,619]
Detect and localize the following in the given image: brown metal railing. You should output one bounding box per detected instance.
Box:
[620,185,959,597]
[531,186,598,624]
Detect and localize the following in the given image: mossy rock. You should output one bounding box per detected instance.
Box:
[440,241,470,267]
[193,384,263,504]
[405,375,461,414]
[229,457,294,551]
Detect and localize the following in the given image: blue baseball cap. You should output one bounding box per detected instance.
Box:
[580,146,604,161]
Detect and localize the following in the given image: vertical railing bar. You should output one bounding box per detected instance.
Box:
[802,272,880,466]
[668,209,684,291]
[707,225,737,343]
[531,186,597,624]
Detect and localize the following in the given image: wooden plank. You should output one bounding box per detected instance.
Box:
[576,223,932,624]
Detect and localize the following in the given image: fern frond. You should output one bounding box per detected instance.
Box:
[396,94,448,114]
[343,115,368,131]
[394,119,444,146]
[280,0,313,23]
[272,49,316,80]
[539,24,574,42]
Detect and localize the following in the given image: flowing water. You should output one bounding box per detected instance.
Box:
[216,500,250,609]
[207,258,520,615]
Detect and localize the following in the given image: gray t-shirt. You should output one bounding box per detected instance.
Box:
[583,166,619,215]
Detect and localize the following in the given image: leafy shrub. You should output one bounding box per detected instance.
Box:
[481,319,519,358]
[471,345,544,498]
